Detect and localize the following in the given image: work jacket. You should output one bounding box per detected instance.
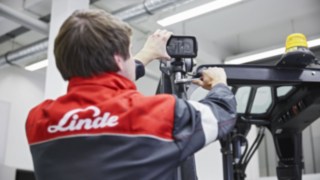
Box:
[26,64,236,180]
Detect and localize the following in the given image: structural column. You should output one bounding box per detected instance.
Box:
[45,0,89,99]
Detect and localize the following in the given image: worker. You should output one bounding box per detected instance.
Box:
[26,9,237,180]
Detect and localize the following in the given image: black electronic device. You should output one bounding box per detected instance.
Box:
[166,35,197,58]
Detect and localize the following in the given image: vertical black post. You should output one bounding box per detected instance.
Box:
[220,135,234,180]
[232,138,245,180]
[175,81,197,180]
[157,60,198,180]
[274,132,303,180]
[172,60,197,180]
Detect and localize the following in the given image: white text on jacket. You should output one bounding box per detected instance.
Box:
[48,106,119,133]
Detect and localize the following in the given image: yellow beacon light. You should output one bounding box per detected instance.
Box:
[276,33,316,67]
[285,33,308,52]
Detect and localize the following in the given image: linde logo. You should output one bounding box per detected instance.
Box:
[48,106,119,133]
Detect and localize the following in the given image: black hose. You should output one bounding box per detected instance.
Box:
[243,127,265,170]
[232,134,249,165]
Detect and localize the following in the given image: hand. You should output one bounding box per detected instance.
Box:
[134,29,172,66]
[192,67,227,90]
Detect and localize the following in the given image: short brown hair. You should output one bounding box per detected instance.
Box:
[54,9,132,80]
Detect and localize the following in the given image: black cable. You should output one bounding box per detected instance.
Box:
[231,128,265,179]
[232,134,249,165]
[242,128,262,164]
[231,134,249,180]
[244,134,264,167]
[243,127,265,171]
[244,136,263,165]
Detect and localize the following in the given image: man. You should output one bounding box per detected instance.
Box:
[26,9,236,180]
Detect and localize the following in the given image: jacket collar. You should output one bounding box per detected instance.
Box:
[67,72,137,92]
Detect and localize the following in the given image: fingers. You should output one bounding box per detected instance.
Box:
[135,29,173,65]
[160,30,173,60]
[193,67,227,90]
[149,29,173,60]
[152,29,172,44]
[153,29,172,39]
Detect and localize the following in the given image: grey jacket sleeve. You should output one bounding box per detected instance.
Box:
[173,83,237,162]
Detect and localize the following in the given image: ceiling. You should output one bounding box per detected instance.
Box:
[0,0,320,72]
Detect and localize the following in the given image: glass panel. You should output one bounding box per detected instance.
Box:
[235,86,251,113]
[251,86,272,114]
[277,86,293,97]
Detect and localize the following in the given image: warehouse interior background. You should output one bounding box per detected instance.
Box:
[0,0,320,179]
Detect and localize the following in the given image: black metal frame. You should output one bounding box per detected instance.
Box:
[157,61,320,180]
[196,64,320,180]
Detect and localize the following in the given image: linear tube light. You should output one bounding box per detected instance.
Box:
[225,38,320,64]
[157,0,243,27]
[25,59,48,71]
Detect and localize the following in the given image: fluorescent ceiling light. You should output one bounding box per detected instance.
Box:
[225,38,320,64]
[25,59,48,71]
[225,48,285,64]
[308,38,320,47]
[157,0,243,27]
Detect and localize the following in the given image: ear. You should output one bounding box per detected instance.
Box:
[114,54,124,70]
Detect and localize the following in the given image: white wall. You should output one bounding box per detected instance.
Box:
[0,101,10,165]
[0,101,16,180]
[0,67,45,170]
[0,164,15,180]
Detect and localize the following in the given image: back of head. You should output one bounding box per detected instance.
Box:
[54,9,132,80]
